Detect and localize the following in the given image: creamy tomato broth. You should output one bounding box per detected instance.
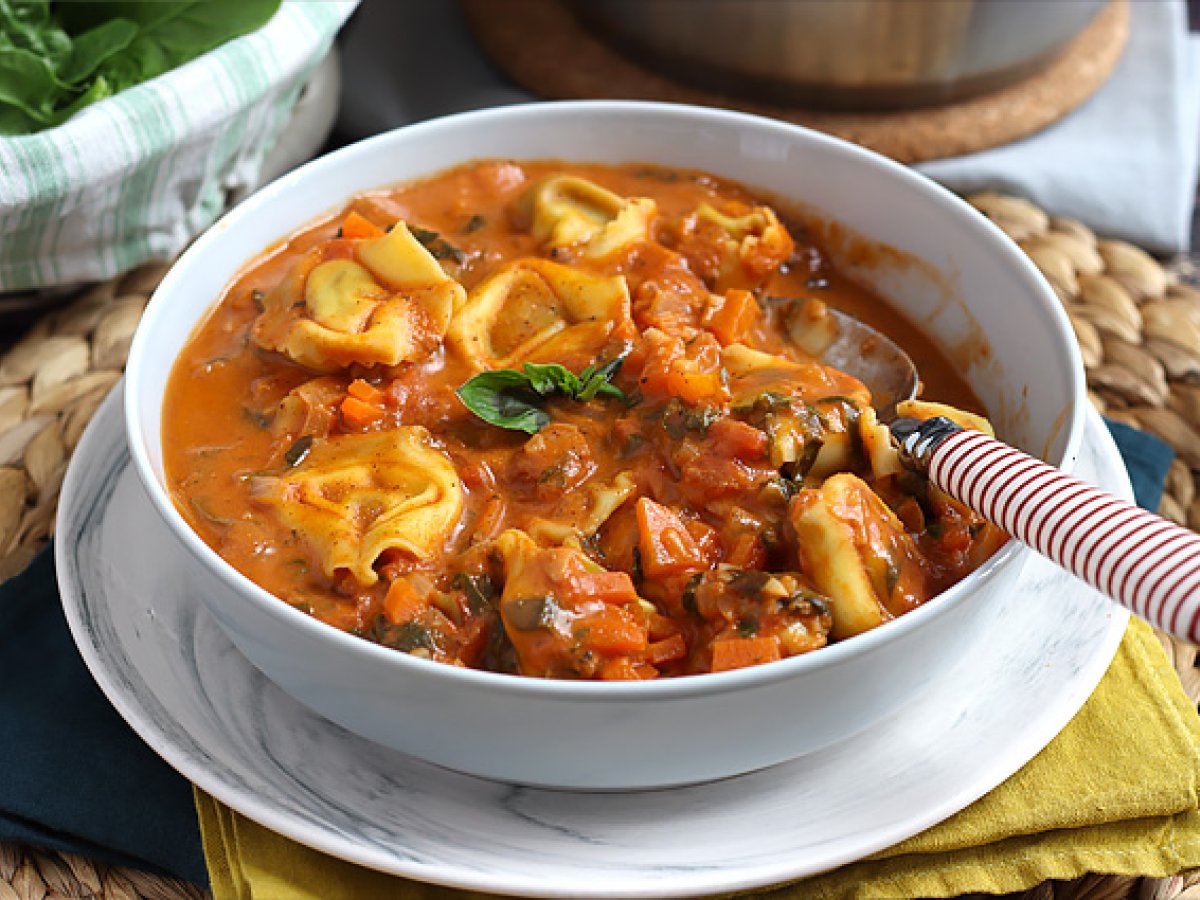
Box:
[163,160,1005,679]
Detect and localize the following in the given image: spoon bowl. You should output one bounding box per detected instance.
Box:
[780,297,919,420]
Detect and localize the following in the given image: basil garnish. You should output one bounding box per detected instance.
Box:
[455,357,626,435]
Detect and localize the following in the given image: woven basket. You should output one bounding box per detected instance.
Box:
[0,194,1196,899]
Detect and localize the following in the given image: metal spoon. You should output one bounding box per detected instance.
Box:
[785,298,1200,644]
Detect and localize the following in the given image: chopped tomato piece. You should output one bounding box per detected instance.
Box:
[708,417,768,460]
[726,532,767,569]
[636,331,730,405]
[707,289,761,346]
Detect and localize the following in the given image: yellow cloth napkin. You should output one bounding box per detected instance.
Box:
[196,618,1200,900]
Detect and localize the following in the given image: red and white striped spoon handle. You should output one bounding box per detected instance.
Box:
[896,419,1200,643]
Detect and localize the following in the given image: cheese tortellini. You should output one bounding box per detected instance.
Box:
[252,224,465,372]
[722,343,871,409]
[517,175,656,260]
[526,471,638,546]
[683,202,795,291]
[446,258,635,371]
[251,427,463,586]
[790,473,928,639]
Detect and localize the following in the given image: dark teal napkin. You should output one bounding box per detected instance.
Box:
[1103,417,1175,512]
[0,545,207,885]
[0,419,1173,888]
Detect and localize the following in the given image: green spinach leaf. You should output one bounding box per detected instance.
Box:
[0,0,280,135]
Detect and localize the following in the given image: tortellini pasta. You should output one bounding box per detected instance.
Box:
[446,258,635,371]
[684,202,794,291]
[252,224,465,372]
[517,174,656,260]
[789,473,928,639]
[251,427,463,586]
[897,399,995,437]
[492,528,649,679]
[526,471,638,545]
[722,343,871,409]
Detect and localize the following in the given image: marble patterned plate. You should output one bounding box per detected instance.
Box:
[56,388,1129,899]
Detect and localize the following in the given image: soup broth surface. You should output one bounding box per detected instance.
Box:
[164,160,1004,679]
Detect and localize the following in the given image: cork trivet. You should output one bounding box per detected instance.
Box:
[461,0,1129,165]
[0,195,1196,897]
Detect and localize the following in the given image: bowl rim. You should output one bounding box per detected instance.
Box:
[124,99,1082,700]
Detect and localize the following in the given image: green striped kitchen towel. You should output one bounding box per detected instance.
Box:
[0,1,357,293]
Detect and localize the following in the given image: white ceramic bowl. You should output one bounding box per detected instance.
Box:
[124,101,1084,790]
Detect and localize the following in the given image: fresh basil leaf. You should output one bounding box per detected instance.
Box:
[456,357,626,434]
[576,356,626,401]
[522,362,581,397]
[456,370,551,435]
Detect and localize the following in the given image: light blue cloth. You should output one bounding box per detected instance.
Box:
[919,0,1200,255]
[336,0,1200,254]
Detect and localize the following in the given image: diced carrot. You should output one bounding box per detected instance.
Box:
[710,636,781,672]
[664,364,725,405]
[571,570,639,604]
[708,417,768,460]
[636,497,707,577]
[340,395,385,428]
[647,632,688,666]
[383,578,426,624]
[574,605,647,656]
[347,378,387,405]
[599,656,640,681]
[707,289,761,346]
[340,210,385,240]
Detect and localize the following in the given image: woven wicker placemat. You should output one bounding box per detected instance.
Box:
[461,0,1129,164]
[0,195,1196,898]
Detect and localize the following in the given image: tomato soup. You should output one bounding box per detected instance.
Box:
[163,161,1004,679]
